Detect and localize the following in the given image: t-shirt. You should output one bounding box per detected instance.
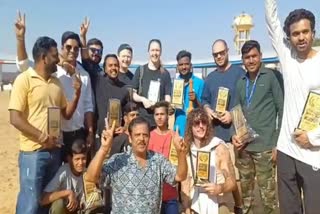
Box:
[202,65,245,142]
[44,163,84,202]
[118,70,134,86]
[110,133,130,156]
[132,64,172,128]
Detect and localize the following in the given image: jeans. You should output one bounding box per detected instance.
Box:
[16,149,61,214]
[161,199,179,214]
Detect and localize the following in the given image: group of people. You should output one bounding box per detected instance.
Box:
[8,0,320,214]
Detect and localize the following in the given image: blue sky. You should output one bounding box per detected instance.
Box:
[0,0,319,63]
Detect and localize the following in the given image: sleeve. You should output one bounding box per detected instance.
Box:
[81,59,93,73]
[59,86,68,110]
[83,73,94,113]
[265,0,289,64]
[102,155,118,186]
[164,70,172,96]
[160,155,177,186]
[132,67,141,91]
[16,57,33,72]
[307,128,320,146]
[201,76,212,107]
[271,71,284,144]
[44,167,64,192]
[8,73,29,111]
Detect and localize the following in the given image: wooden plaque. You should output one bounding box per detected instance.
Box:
[172,79,185,109]
[297,91,320,131]
[231,105,250,143]
[108,99,121,128]
[215,87,229,113]
[47,107,60,138]
[195,151,210,186]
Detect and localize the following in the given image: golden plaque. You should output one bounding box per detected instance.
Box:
[168,138,178,166]
[215,87,229,113]
[195,151,210,186]
[231,105,250,143]
[82,173,103,210]
[47,107,61,138]
[297,91,320,131]
[172,79,185,109]
[108,99,121,128]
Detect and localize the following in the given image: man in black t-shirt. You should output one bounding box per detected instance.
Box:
[117,43,134,86]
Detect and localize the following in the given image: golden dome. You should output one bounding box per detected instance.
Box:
[233,13,254,27]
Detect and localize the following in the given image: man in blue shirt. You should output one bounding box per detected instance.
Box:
[202,39,245,214]
[174,50,204,136]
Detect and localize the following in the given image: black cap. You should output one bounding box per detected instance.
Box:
[117,43,133,55]
[61,31,82,47]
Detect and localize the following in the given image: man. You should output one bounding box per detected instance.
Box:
[149,101,179,214]
[117,43,134,85]
[202,39,244,213]
[174,50,204,137]
[109,102,139,156]
[180,108,236,214]
[79,17,104,95]
[9,36,81,214]
[132,39,172,128]
[85,117,188,214]
[40,139,88,214]
[15,14,94,159]
[95,54,129,144]
[265,0,320,213]
[232,40,283,214]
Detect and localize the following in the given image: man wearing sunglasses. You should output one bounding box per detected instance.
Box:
[202,39,245,214]
[15,14,94,162]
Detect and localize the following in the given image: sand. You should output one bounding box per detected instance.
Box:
[0,91,19,214]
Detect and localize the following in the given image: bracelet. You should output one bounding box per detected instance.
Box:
[16,37,25,41]
[38,132,48,144]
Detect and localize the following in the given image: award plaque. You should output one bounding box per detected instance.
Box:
[108,99,121,128]
[148,79,161,103]
[82,173,103,209]
[231,105,250,143]
[127,86,134,102]
[215,87,229,113]
[195,151,210,186]
[297,91,320,131]
[47,107,61,138]
[168,138,178,166]
[172,79,185,109]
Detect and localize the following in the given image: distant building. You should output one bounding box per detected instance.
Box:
[233,13,254,55]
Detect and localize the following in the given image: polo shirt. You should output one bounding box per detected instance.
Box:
[8,67,67,151]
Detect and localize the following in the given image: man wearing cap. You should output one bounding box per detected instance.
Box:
[15,14,94,160]
[117,43,134,86]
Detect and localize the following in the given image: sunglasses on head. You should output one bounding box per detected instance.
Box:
[89,47,103,55]
[65,45,79,52]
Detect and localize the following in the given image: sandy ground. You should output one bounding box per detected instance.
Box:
[0,91,19,214]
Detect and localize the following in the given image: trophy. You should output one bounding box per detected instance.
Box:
[172,79,185,109]
[148,79,161,103]
[215,87,229,114]
[47,107,61,137]
[231,105,251,143]
[297,91,320,131]
[127,85,134,102]
[195,151,211,186]
[82,173,103,210]
[108,99,121,128]
[168,138,178,166]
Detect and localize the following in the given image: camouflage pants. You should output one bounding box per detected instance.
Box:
[236,150,277,214]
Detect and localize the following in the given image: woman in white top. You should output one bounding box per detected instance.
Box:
[180,108,236,214]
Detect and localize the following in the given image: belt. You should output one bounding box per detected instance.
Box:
[63,128,85,137]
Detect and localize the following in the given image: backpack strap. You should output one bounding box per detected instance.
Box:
[138,65,144,95]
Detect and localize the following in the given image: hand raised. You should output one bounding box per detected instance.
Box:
[72,73,82,96]
[173,127,188,155]
[15,11,26,39]
[80,17,90,37]
[100,119,116,153]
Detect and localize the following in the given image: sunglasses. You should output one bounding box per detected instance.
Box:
[212,49,227,58]
[193,119,208,127]
[89,47,103,55]
[64,45,79,53]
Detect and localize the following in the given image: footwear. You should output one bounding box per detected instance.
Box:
[234,206,243,214]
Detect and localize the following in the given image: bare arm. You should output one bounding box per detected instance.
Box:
[80,17,90,61]
[173,129,188,182]
[216,144,236,193]
[40,190,72,205]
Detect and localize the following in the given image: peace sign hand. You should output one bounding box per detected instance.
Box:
[100,119,116,153]
[80,17,90,37]
[15,11,26,39]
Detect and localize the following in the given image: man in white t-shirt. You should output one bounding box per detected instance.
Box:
[40,139,87,213]
[265,0,320,213]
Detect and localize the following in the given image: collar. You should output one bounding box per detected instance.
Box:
[30,67,55,82]
[128,150,154,165]
[103,74,120,85]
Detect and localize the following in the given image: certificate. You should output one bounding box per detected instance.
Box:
[195,151,210,186]
[108,99,121,128]
[47,107,61,138]
[148,80,160,103]
[168,138,178,166]
[215,87,229,113]
[297,91,320,131]
[172,79,185,109]
[231,105,250,143]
